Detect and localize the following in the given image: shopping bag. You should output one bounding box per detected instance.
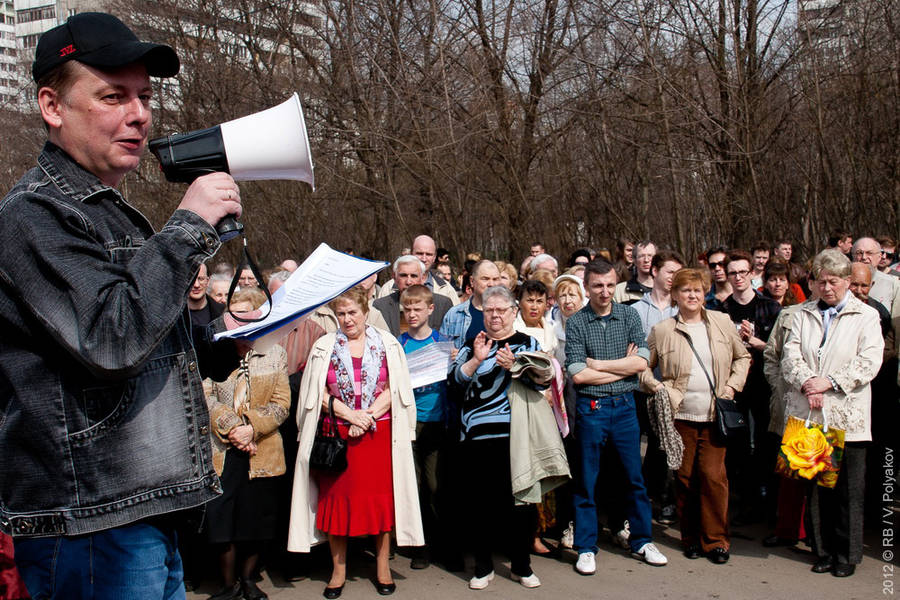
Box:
[775,411,845,489]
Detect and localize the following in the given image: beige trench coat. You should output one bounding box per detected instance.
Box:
[781,295,884,442]
[287,328,424,552]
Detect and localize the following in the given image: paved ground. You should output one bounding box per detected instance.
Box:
[187,516,896,600]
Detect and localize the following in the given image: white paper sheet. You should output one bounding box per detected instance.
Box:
[214,243,388,341]
[406,341,455,389]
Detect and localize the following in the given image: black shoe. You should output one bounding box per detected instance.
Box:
[375,580,396,595]
[763,535,797,548]
[683,545,702,559]
[410,556,430,569]
[323,584,344,599]
[208,582,242,600]
[811,556,835,573]
[833,563,856,577]
[240,578,268,600]
[707,548,729,564]
[658,504,677,525]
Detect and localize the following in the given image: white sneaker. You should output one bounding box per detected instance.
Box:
[575,552,596,575]
[560,522,574,549]
[468,571,495,590]
[632,542,668,566]
[614,520,630,550]
[511,572,542,588]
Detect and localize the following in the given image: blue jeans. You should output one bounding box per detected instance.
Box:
[14,522,185,600]
[573,393,653,554]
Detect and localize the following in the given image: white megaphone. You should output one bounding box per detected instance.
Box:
[149,93,315,240]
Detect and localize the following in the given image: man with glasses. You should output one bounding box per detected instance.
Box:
[722,250,781,525]
[852,239,900,381]
[721,250,782,526]
[852,238,900,323]
[188,263,224,327]
[704,246,732,311]
[876,236,899,277]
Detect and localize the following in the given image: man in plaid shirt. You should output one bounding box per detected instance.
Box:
[565,260,668,575]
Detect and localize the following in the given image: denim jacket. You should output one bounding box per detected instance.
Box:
[439,299,473,349]
[0,143,225,538]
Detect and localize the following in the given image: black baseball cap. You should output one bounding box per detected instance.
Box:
[32,12,179,82]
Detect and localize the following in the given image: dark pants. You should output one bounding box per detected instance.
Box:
[462,437,533,578]
[412,421,445,549]
[807,442,867,565]
[551,435,579,534]
[15,522,184,600]
[674,421,729,552]
[729,384,771,514]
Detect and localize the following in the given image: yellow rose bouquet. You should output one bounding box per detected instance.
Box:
[775,414,845,489]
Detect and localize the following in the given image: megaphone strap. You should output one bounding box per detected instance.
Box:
[226,237,273,323]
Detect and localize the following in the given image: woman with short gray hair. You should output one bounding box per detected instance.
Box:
[780,249,883,577]
[449,285,547,590]
[481,284,516,308]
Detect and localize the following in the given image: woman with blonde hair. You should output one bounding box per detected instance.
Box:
[494,260,519,292]
[642,268,750,565]
[288,286,422,597]
[204,287,291,600]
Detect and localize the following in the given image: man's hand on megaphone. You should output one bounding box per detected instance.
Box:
[177,172,242,229]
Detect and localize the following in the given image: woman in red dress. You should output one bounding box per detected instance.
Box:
[288,287,423,599]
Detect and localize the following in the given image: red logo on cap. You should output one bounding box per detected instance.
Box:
[59,44,76,57]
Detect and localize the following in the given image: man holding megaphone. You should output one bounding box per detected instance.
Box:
[0,12,243,599]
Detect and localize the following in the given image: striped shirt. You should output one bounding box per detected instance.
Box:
[449,331,544,441]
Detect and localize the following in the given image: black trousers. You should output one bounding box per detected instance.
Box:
[412,421,446,548]
[462,437,534,578]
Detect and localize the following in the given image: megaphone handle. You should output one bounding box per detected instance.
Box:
[217,216,244,243]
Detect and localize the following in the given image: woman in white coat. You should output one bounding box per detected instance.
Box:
[781,250,883,578]
[287,287,423,598]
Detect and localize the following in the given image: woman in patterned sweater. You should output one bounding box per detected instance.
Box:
[449,286,546,591]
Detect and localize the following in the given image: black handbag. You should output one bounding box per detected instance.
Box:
[309,397,348,473]
[676,326,747,440]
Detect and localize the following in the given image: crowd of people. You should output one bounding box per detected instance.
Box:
[163,230,896,599]
[0,12,897,600]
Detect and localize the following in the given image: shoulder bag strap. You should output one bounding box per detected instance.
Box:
[326,396,344,440]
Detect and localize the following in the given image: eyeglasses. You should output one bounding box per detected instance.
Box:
[484,306,513,315]
[708,261,725,269]
[727,269,750,278]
